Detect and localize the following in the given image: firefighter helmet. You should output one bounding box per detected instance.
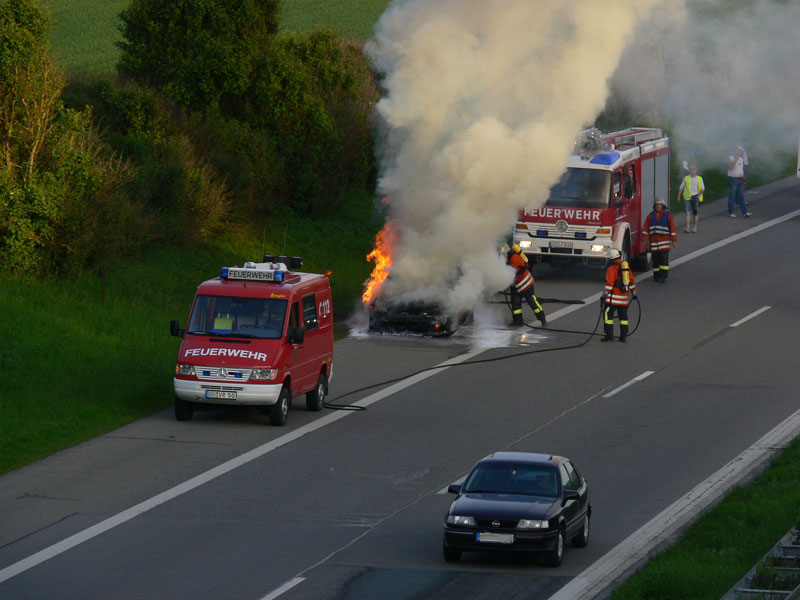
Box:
[607,248,621,260]
[499,242,510,254]
[653,196,666,208]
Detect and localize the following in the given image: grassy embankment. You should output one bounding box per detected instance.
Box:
[2,0,389,475]
[611,436,800,599]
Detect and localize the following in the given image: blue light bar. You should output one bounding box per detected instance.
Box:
[273,270,285,282]
[590,151,620,165]
[220,267,229,278]
[575,232,587,238]
[536,230,549,237]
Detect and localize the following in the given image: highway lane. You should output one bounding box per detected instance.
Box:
[0,177,798,599]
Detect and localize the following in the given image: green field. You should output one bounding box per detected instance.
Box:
[43,0,392,73]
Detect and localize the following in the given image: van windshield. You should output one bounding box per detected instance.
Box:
[187,295,288,339]
[545,168,611,208]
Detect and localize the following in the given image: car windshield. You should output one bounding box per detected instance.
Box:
[545,168,611,208]
[187,295,288,340]
[462,463,559,497]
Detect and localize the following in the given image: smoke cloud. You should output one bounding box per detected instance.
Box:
[611,0,800,177]
[367,0,660,312]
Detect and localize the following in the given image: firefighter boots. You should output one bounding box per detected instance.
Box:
[601,324,614,342]
[509,312,524,327]
[619,324,629,343]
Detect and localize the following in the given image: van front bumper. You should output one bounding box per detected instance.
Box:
[174,378,283,406]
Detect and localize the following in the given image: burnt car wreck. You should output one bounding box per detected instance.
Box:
[368,299,472,336]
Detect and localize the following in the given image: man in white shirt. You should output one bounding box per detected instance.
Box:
[677,164,705,232]
[727,146,750,218]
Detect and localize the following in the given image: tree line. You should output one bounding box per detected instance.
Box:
[0,0,378,274]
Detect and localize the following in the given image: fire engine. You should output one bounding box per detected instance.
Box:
[513,127,670,270]
[170,256,333,426]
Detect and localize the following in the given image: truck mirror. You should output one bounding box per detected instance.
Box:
[288,326,305,344]
[170,319,184,338]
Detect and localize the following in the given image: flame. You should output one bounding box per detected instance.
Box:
[362,221,394,305]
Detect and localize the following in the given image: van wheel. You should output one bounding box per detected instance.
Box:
[268,387,290,426]
[306,373,328,412]
[174,397,194,421]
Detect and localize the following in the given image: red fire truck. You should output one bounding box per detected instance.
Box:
[513,127,670,270]
[170,257,333,426]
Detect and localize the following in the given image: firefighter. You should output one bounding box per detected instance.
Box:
[501,243,547,327]
[642,196,677,283]
[602,248,636,342]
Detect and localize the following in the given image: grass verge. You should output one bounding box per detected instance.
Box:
[0,196,378,475]
[610,436,800,599]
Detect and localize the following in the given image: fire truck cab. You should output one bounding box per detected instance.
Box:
[170,257,333,426]
[513,127,670,270]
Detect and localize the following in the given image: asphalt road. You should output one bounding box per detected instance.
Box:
[1,177,799,600]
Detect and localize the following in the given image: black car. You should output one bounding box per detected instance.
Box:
[442,452,591,567]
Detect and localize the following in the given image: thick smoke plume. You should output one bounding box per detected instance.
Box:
[611,0,800,177]
[366,0,660,312]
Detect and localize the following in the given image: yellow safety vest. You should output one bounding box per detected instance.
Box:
[682,175,704,202]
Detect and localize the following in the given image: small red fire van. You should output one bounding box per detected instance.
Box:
[170,257,333,426]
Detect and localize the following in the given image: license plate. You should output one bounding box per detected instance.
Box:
[205,390,237,400]
[477,532,514,544]
[550,240,573,249]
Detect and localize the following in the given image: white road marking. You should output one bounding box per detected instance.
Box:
[602,371,654,398]
[548,406,800,600]
[260,577,305,600]
[730,306,771,327]
[0,350,484,584]
[4,206,799,585]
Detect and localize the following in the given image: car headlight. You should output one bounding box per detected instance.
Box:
[446,515,476,526]
[176,364,195,376]
[517,519,549,529]
[250,368,278,380]
[518,240,532,248]
[591,244,606,253]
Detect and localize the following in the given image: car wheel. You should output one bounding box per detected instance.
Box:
[174,397,194,421]
[443,544,461,563]
[572,514,590,548]
[305,373,328,412]
[544,527,565,567]
[268,387,290,426]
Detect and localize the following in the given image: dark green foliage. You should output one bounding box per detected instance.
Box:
[242,29,378,214]
[117,0,280,111]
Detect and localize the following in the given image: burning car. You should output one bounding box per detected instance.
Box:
[368,297,472,336]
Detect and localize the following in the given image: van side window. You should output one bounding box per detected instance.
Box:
[302,294,318,332]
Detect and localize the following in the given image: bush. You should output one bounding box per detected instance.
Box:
[117,0,280,111]
[243,29,378,215]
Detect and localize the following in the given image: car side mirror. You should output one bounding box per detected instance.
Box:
[170,319,184,338]
[287,326,305,344]
[562,489,580,505]
[448,484,462,495]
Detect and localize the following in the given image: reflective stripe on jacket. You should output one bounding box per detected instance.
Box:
[508,251,534,294]
[642,210,676,251]
[604,260,636,306]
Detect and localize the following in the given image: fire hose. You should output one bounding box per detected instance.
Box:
[323,290,640,411]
